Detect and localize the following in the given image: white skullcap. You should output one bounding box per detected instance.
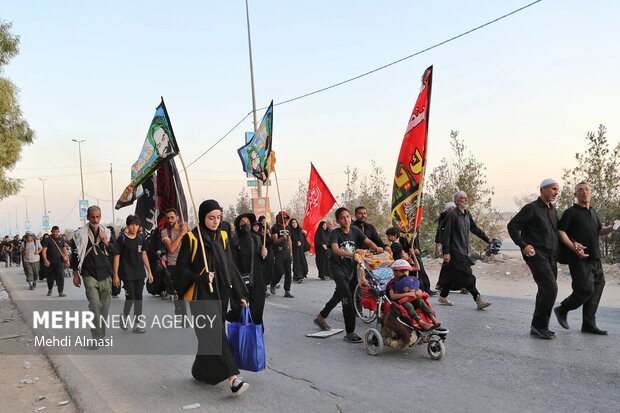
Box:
[540,178,558,189]
[443,201,456,212]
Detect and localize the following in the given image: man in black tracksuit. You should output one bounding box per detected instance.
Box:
[554,182,615,336]
[507,178,560,339]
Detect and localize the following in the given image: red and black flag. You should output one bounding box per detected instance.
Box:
[391,65,433,237]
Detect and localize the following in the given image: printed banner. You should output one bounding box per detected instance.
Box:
[116,98,179,209]
[237,102,273,183]
[391,65,433,235]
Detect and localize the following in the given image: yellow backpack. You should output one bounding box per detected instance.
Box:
[183,230,228,301]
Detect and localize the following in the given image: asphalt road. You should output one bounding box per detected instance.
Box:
[2,265,619,413]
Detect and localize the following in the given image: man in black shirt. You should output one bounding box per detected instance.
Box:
[1,235,12,267]
[270,211,293,298]
[440,191,492,310]
[11,235,22,266]
[554,182,615,335]
[70,206,116,344]
[42,226,68,297]
[508,178,560,339]
[352,206,387,251]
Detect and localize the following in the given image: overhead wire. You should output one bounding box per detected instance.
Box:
[186,0,543,167]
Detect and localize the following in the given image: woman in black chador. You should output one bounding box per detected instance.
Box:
[288,218,309,283]
[229,213,267,326]
[174,199,250,396]
[314,221,331,280]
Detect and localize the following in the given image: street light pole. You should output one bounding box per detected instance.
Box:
[21,195,29,222]
[39,178,48,228]
[110,163,115,225]
[12,206,18,234]
[72,139,86,201]
[72,139,86,223]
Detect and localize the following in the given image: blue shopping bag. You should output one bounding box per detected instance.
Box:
[227,307,265,372]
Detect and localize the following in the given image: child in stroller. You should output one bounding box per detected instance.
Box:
[388,259,440,330]
[357,251,448,358]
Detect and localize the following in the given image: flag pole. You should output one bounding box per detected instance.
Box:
[177,151,213,293]
[262,179,270,248]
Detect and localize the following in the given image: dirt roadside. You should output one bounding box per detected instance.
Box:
[0,279,77,413]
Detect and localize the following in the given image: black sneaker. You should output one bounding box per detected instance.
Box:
[133,326,146,334]
[284,291,294,298]
[231,378,249,396]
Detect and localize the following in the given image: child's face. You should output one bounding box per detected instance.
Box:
[337,211,351,228]
[393,269,407,278]
[127,223,139,235]
[387,234,397,242]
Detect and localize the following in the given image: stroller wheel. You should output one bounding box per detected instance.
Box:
[364,328,384,356]
[354,284,377,324]
[427,339,445,360]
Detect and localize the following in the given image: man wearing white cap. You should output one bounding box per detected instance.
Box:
[507,178,560,339]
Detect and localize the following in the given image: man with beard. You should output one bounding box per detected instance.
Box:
[508,179,560,339]
[554,182,616,336]
[439,191,492,310]
[352,206,387,252]
[70,206,116,347]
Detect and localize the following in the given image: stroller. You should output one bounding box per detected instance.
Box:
[354,252,448,359]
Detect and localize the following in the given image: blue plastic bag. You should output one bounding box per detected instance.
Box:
[227,307,265,372]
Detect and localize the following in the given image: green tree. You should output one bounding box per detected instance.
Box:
[0,21,35,198]
[338,161,391,237]
[419,130,501,254]
[225,188,252,221]
[285,179,308,224]
[560,124,620,261]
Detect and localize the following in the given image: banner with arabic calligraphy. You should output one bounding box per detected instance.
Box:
[390,66,433,235]
[116,98,179,209]
[303,163,336,254]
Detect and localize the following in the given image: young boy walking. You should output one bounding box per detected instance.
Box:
[113,215,153,333]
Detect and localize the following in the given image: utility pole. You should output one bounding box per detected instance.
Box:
[72,139,86,223]
[13,205,19,234]
[245,0,262,197]
[39,178,48,230]
[21,196,29,230]
[345,165,352,200]
[110,163,115,225]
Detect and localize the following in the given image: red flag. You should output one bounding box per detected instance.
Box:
[391,65,433,236]
[303,163,336,254]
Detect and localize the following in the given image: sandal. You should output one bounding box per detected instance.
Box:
[313,317,331,331]
[343,333,362,343]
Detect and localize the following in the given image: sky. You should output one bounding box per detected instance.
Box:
[1,0,619,234]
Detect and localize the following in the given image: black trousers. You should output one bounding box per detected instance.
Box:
[524,251,558,330]
[46,262,65,293]
[271,253,292,292]
[560,257,605,328]
[438,253,480,300]
[123,279,145,317]
[416,255,431,292]
[319,273,357,334]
